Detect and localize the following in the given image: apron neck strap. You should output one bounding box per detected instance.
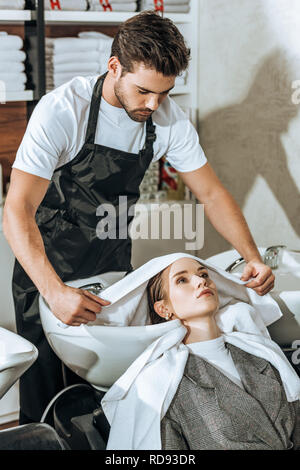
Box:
[85,72,107,145]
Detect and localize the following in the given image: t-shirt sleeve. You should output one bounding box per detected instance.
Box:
[12,94,73,181]
[164,100,207,173]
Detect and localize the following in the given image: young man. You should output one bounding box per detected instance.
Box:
[3,11,274,424]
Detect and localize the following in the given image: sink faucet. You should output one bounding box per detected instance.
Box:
[263,245,286,269]
[225,245,287,273]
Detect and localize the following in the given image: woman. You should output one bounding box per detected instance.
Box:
[147,256,300,450]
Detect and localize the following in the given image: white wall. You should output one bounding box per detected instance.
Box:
[197,0,300,258]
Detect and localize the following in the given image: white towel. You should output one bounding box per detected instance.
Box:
[46,72,98,88]
[0,33,23,51]
[97,252,300,450]
[44,0,88,10]
[46,61,100,73]
[174,76,186,86]
[142,0,189,4]
[46,37,111,54]
[0,50,26,62]
[46,50,101,65]
[89,1,137,12]
[0,72,26,83]
[1,81,26,91]
[140,0,190,12]
[0,0,25,9]
[0,62,24,72]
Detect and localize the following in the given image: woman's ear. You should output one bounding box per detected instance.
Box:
[153,300,169,318]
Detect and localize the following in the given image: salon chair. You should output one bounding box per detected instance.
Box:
[0,327,68,450]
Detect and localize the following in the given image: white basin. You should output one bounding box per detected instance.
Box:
[206,247,300,347]
[0,328,38,400]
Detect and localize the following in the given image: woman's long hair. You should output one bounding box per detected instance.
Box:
[147,268,168,325]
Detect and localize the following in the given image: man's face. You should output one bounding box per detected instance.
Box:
[114,62,176,122]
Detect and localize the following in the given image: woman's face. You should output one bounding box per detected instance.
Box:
[155,257,219,322]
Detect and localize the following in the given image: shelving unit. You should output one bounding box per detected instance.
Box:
[42,9,193,24]
[0,0,199,107]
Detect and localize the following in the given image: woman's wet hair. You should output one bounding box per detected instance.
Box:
[147,268,167,325]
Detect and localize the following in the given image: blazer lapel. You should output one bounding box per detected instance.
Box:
[184,349,284,449]
[226,342,283,422]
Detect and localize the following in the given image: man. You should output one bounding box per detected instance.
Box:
[3,11,274,424]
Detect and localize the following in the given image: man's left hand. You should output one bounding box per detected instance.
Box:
[241,259,275,296]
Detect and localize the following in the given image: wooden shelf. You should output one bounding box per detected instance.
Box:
[1,90,33,102]
[42,10,192,25]
[0,10,32,23]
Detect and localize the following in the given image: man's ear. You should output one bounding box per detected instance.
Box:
[107,56,122,78]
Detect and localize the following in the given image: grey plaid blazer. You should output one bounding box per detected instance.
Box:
[161,343,300,450]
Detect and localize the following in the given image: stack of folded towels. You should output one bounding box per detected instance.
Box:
[140,0,190,13]
[45,31,113,91]
[0,32,27,92]
[0,0,25,9]
[88,0,137,12]
[175,69,187,87]
[44,0,88,10]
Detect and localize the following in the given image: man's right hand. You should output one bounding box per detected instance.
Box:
[46,284,111,326]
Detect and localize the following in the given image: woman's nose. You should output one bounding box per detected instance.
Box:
[191,275,207,288]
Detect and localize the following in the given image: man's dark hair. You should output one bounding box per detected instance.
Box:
[111,10,191,76]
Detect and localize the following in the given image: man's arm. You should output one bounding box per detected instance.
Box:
[3,169,110,326]
[179,162,275,295]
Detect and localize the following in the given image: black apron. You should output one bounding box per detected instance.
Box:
[12,72,156,423]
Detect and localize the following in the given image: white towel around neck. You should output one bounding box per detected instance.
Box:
[97,252,300,450]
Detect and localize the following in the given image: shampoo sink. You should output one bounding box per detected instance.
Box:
[206,247,300,346]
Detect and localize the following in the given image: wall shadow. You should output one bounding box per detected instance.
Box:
[198,49,300,258]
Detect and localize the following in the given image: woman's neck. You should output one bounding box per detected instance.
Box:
[182,316,222,344]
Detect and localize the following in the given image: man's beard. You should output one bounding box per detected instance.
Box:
[114,81,152,123]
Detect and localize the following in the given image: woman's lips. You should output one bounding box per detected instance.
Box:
[197,289,213,298]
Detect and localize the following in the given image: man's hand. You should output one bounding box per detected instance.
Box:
[46,284,111,326]
[241,259,275,296]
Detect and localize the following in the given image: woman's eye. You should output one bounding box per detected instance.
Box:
[201,273,209,278]
[138,90,148,95]
[177,277,186,284]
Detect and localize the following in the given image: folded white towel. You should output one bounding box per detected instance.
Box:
[0,50,26,62]
[46,72,98,88]
[46,50,101,65]
[2,82,26,91]
[174,76,186,86]
[0,62,24,72]
[44,0,88,10]
[0,81,25,91]
[98,252,300,450]
[78,30,113,42]
[0,72,26,83]
[46,61,100,73]
[0,33,23,51]
[140,0,190,12]
[89,1,137,11]
[141,0,189,4]
[0,0,25,9]
[46,37,111,54]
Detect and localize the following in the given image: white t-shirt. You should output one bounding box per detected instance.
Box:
[13,75,207,181]
[187,335,244,389]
